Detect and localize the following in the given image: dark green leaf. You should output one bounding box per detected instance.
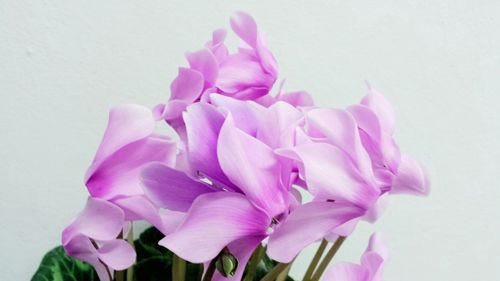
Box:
[31,246,98,281]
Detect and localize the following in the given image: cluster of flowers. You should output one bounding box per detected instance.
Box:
[62,12,429,281]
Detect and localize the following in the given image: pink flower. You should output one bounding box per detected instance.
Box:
[321,233,388,281]
[62,198,136,281]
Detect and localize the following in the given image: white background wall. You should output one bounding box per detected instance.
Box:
[1,1,499,280]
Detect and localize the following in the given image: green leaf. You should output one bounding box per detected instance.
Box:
[32,227,293,281]
[31,246,98,281]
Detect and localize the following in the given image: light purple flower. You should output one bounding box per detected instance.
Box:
[141,101,363,278]
[62,197,135,281]
[321,233,388,281]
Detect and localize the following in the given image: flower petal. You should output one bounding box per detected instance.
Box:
[256,101,303,149]
[62,198,124,244]
[267,202,364,262]
[141,163,214,212]
[159,192,269,263]
[217,115,287,217]
[320,262,368,281]
[186,48,218,86]
[210,93,265,136]
[217,53,274,96]
[112,195,168,234]
[278,143,379,209]
[97,239,136,271]
[391,155,430,196]
[184,103,236,189]
[360,85,396,135]
[86,135,176,199]
[306,108,375,181]
[170,67,204,102]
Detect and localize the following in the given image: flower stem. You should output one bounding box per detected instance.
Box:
[276,263,292,281]
[172,254,186,281]
[310,236,346,281]
[243,244,265,281]
[303,239,328,281]
[202,259,217,281]
[260,262,291,281]
[126,227,135,281]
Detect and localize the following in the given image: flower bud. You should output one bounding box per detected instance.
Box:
[215,252,238,277]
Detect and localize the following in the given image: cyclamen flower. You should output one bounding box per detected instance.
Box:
[62,198,135,281]
[141,99,364,280]
[321,233,388,281]
[268,87,430,262]
[84,104,180,234]
[155,12,313,138]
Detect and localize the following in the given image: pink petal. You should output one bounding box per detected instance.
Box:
[112,195,168,234]
[360,85,396,135]
[210,93,265,136]
[97,239,136,270]
[141,163,214,212]
[86,135,176,199]
[278,90,314,107]
[267,202,364,262]
[159,192,269,263]
[183,103,236,189]
[62,198,124,244]
[217,53,274,95]
[217,115,287,217]
[230,12,258,48]
[230,12,278,77]
[88,104,155,165]
[186,48,218,86]
[170,67,204,102]
[306,108,375,181]
[361,233,389,281]
[320,262,368,281]
[391,155,430,196]
[256,101,303,149]
[278,143,379,209]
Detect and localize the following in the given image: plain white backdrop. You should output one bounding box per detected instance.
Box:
[1,1,499,280]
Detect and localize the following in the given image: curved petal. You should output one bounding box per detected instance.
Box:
[62,198,124,244]
[267,202,364,262]
[210,93,265,136]
[278,90,314,107]
[86,135,176,199]
[141,163,214,212]
[87,104,155,167]
[230,12,278,76]
[217,53,274,95]
[320,262,368,281]
[169,67,204,102]
[62,236,113,281]
[360,85,396,135]
[112,195,167,234]
[278,143,379,209]
[361,233,389,281]
[218,115,287,217]
[306,108,375,181]
[97,239,136,271]
[184,103,235,189]
[257,101,303,149]
[186,48,218,86]
[159,192,269,263]
[391,155,430,196]
[230,12,258,48]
